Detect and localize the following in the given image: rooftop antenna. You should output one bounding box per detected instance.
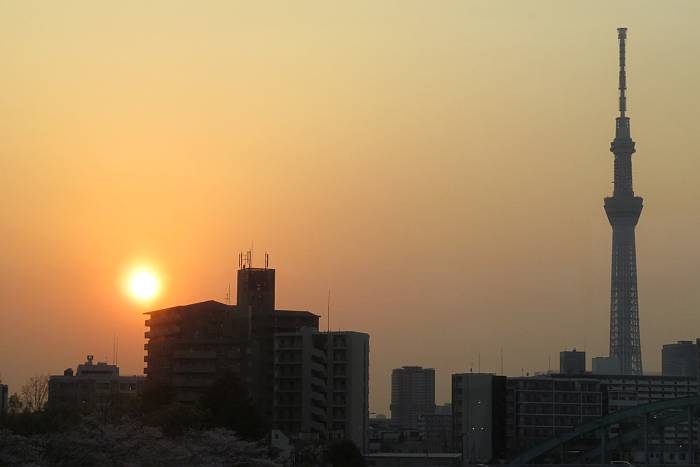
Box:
[112,333,116,365]
[225,283,231,304]
[265,252,269,269]
[500,347,504,376]
[116,335,119,367]
[327,289,331,333]
[478,353,481,373]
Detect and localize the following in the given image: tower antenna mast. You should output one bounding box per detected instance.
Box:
[618,27,627,118]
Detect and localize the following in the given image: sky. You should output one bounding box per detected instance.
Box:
[1,1,700,415]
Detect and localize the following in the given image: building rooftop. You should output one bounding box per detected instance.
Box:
[144,300,319,318]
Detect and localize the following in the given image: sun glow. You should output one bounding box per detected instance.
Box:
[128,269,160,302]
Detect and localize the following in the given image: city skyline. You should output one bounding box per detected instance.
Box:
[3,1,700,416]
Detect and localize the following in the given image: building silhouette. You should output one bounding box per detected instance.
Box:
[504,372,698,463]
[559,349,586,375]
[452,373,507,463]
[144,259,319,419]
[662,340,699,378]
[505,375,603,457]
[48,355,144,412]
[605,28,644,374]
[273,327,369,452]
[390,366,436,430]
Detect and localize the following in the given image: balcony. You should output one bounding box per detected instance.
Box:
[144,331,150,339]
[173,376,216,388]
[143,343,149,351]
[173,363,218,374]
[143,356,149,362]
[174,350,217,359]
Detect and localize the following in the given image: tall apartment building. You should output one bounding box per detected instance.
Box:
[145,264,319,419]
[452,373,507,463]
[48,355,145,412]
[662,340,699,378]
[273,328,369,452]
[390,366,435,430]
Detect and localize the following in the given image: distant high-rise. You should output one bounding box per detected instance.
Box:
[390,366,436,429]
[662,340,698,378]
[452,373,507,462]
[605,28,643,374]
[559,349,586,375]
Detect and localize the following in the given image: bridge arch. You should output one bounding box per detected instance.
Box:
[509,394,700,465]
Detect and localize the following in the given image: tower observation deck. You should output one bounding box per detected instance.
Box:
[604,27,643,374]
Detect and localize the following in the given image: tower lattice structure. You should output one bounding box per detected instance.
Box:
[604,27,643,374]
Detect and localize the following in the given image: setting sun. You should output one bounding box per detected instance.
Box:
[129,270,159,302]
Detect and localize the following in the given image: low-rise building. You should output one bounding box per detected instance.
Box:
[505,375,604,457]
[505,373,699,463]
[48,355,144,412]
[365,452,461,467]
[418,412,452,452]
[273,328,369,452]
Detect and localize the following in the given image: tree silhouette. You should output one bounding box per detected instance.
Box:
[19,375,48,412]
[199,372,265,438]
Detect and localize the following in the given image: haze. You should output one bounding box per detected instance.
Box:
[2,1,700,415]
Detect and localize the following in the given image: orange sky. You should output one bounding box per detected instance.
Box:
[2,1,700,414]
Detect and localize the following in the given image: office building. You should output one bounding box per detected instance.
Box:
[559,349,586,375]
[145,260,319,418]
[662,340,698,378]
[390,366,435,430]
[48,355,145,412]
[273,328,369,452]
[452,373,507,463]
